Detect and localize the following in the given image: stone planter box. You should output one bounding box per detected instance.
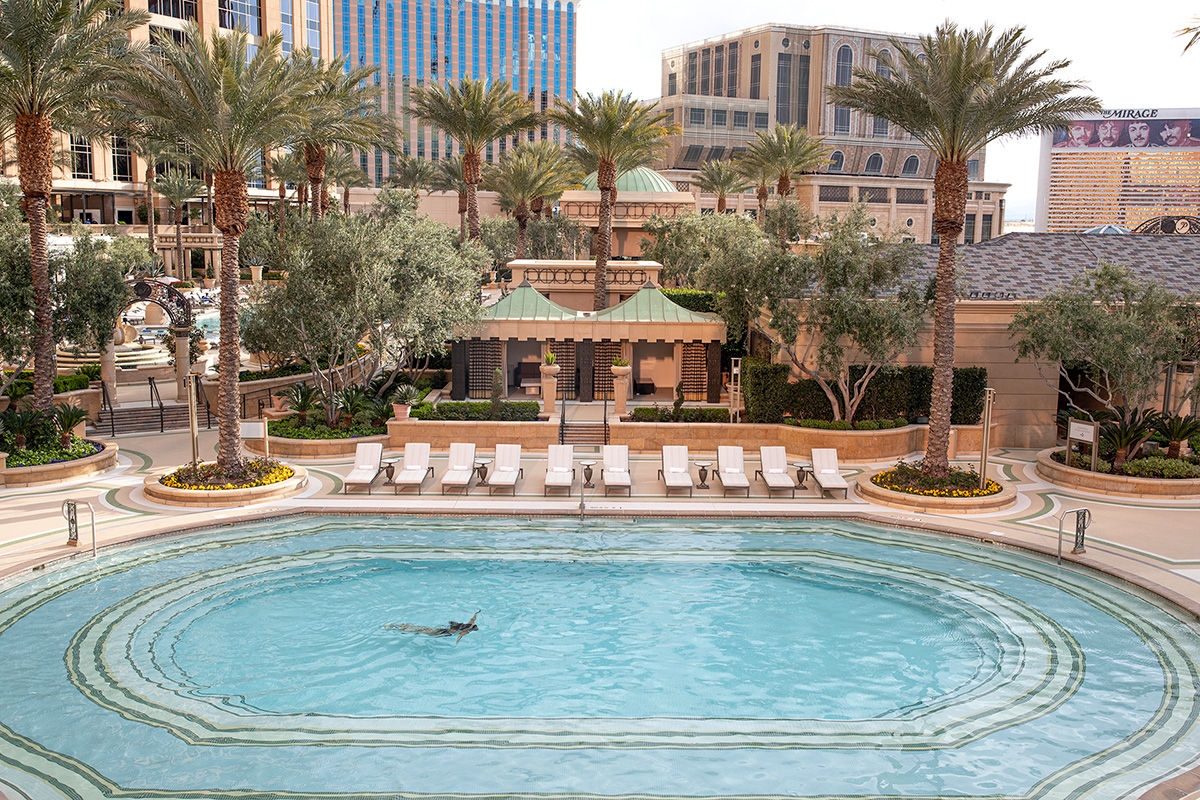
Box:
[0,441,119,488]
[1035,448,1200,498]
[142,465,309,507]
[387,418,558,451]
[243,434,389,459]
[855,468,1017,513]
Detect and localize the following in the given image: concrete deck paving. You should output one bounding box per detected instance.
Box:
[2,427,1200,798]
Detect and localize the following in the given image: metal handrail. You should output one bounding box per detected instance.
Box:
[146,376,165,432]
[602,396,610,444]
[1057,507,1092,563]
[194,374,213,429]
[99,381,115,438]
[61,499,97,558]
[558,388,567,445]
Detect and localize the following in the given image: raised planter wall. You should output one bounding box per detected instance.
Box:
[243,434,389,459]
[142,465,309,507]
[1035,448,1200,497]
[387,419,559,451]
[0,441,118,488]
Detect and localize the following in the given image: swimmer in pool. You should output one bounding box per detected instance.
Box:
[386,610,480,643]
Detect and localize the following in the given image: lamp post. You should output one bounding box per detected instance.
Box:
[978,388,996,490]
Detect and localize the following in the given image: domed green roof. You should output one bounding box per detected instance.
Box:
[581,166,677,194]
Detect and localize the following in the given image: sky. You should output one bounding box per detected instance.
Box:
[574,1,1198,220]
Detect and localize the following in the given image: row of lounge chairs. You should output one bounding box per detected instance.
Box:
[343,442,848,498]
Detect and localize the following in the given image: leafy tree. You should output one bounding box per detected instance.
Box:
[154,167,204,279]
[827,21,1100,478]
[480,214,592,274]
[693,159,750,214]
[0,0,147,410]
[408,78,539,240]
[117,24,314,473]
[1010,261,1196,415]
[549,90,677,310]
[734,153,775,226]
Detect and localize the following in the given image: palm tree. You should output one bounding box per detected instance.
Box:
[484,141,580,259]
[549,90,677,310]
[293,53,392,222]
[154,167,204,280]
[263,148,307,244]
[827,21,1099,478]
[390,153,437,194]
[430,155,469,241]
[742,123,827,200]
[322,148,369,215]
[408,78,539,240]
[0,0,147,410]
[117,24,313,473]
[693,159,751,214]
[734,153,775,226]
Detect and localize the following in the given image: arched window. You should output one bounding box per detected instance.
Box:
[865,153,883,174]
[833,45,853,134]
[875,49,891,79]
[872,53,890,137]
[828,150,844,173]
[902,155,920,176]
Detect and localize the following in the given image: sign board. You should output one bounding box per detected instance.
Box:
[1051,108,1200,151]
[1068,419,1097,443]
[240,421,266,440]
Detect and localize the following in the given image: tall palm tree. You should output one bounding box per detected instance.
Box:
[827,21,1099,478]
[693,159,751,214]
[322,148,369,215]
[484,141,580,259]
[390,153,437,193]
[733,153,775,226]
[117,24,313,473]
[742,123,827,200]
[263,147,307,244]
[408,78,539,240]
[293,53,392,222]
[154,167,204,280]
[0,0,147,410]
[430,155,469,241]
[549,91,677,310]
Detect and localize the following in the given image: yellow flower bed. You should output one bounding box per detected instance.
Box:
[871,463,1002,498]
[161,458,295,491]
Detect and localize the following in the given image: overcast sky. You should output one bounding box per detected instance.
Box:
[574,1,1198,220]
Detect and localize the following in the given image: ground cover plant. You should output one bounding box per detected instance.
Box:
[872,460,1002,498]
[0,405,101,467]
[161,458,294,490]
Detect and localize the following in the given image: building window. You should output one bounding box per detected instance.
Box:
[711,108,727,127]
[796,54,810,128]
[667,72,677,96]
[964,213,976,244]
[280,0,292,54]
[111,137,132,182]
[873,116,889,137]
[828,150,844,173]
[700,47,711,95]
[219,0,261,34]
[749,53,761,99]
[902,155,920,176]
[859,186,889,203]
[726,41,738,97]
[149,0,196,20]
[875,49,891,79]
[689,107,705,126]
[776,52,792,125]
[305,0,320,55]
[70,135,92,180]
[713,44,724,96]
[896,187,925,204]
[682,144,705,163]
[754,112,768,129]
[819,185,851,202]
[967,159,980,180]
[834,106,850,135]
[149,24,187,48]
[865,153,883,174]
[733,110,748,129]
[981,213,993,241]
[708,145,725,161]
[686,51,697,94]
[833,44,852,135]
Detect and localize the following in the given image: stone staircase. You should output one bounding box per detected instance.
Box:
[89,403,203,436]
[559,420,608,446]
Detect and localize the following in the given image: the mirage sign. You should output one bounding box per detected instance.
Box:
[1051,109,1200,150]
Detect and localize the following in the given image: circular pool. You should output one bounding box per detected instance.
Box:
[0,515,1197,799]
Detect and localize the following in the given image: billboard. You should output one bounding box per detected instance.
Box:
[1050,109,1200,150]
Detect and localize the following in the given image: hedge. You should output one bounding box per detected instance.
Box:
[629,406,731,423]
[3,371,90,398]
[742,359,790,424]
[661,288,721,314]
[410,400,540,421]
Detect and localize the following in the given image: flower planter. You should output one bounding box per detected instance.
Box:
[392,403,411,419]
[1035,448,1200,498]
[0,441,119,488]
[243,433,389,459]
[856,469,1017,513]
[142,464,309,507]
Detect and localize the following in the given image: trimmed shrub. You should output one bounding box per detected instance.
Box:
[742,359,790,424]
[1121,456,1200,479]
[410,400,540,421]
[951,367,989,425]
[661,288,721,314]
[629,406,730,423]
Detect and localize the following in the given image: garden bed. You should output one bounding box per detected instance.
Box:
[142,464,309,507]
[0,441,119,488]
[1035,448,1200,498]
[856,468,1017,513]
[243,434,389,459]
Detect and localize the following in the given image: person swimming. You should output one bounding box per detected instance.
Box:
[386,610,480,643]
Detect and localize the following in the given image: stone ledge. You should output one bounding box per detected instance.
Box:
[243,434,388,459]
[142,465,309,507]
[0,441,119,488]
[1035,448,1200,497]
[855,469,1017,514]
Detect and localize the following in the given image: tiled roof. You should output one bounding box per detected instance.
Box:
[483,283,579,320]
[593,286,724,324]
[917,233,1200,299]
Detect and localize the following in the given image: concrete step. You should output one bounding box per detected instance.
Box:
[560,421,608,445]
[90,404,200,435]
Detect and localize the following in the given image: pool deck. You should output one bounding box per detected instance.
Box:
[3,427,1200,800]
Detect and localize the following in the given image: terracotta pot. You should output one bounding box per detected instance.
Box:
[392,403,411,419]
[611,365,632,377]
[540,364,561,377]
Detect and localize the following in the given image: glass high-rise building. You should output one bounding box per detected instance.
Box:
[332,0,579,185]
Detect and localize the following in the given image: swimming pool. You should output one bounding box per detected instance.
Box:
[0,515,1197,799]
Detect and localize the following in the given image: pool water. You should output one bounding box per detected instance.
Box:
[1,515,1198,799]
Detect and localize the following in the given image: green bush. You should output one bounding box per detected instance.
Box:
[629,406,730,423]
[3,436,100,467]
[742,359,790,424]
[52,373,90,394]
[1121,456,1200,479]
[410,400,540,421]
[783,379,834,420]
[267,418,386,440]
[661,288,721,314]
[951,367,989,425]
[238,363,310,382]
[76,363,102,381]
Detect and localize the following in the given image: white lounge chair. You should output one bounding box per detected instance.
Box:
[543,444,575,496]
[343,442,385,494]
[658,445,694,496]
[716,445,750,497]
[811,448,850,499]
[392,442,434,494]
[601,444,631,496]
[440,442,477,494]
[489,444,524,494]
[755,446,796,498]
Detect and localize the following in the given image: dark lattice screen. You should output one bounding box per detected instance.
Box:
[467,340,503,398]
[593,341,622,400]
[682,343,708,400]
[548,341,576,400]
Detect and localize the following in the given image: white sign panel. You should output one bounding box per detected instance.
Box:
[1068,419,1097,443]
[240,421,266,440]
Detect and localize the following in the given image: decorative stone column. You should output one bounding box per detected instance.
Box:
[540,363,560,417]
[611,365,632,418]
[101,329,118,407]
[172,326,191,401]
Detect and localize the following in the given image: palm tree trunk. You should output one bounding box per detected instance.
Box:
[922,159,968,480]
[463,151,482,240]
[305,143,327,222]
[212,169,251,473]
[756,185,769,226]
[277,182,287,245]
[176,207,186,282]
[457,190,468,242]
[15,113,56,411]
[716,193,727,214]
[515,202,529,259]
[592,159,617,311]
[144,163,157,256]
[777,174,791,198]
[342,185,351,216]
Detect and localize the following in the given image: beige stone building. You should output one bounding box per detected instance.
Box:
[657,23,1008,245]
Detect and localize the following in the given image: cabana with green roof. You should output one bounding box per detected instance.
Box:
[451,281,726,403]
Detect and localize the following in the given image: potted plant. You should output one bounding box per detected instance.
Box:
[611,355,632,377]
[540,350,560,377]
[391,384,423,419]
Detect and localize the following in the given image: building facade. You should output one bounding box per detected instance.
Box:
[332,0,578,185]
[657,23,1008,244]
[1035,108,1200,232]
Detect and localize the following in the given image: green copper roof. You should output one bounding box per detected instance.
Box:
[593,285,723,324]
[483,282,579,320]
[580,166,678,194]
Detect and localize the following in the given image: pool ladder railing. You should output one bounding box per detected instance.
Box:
[1057,507,1092,564]
[62,499,98,558]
